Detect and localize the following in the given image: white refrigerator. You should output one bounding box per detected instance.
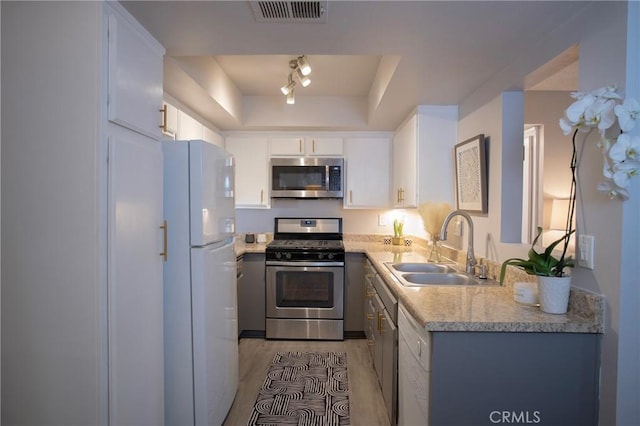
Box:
[162,140,238,426]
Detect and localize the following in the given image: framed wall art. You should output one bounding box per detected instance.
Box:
[454,134,488,213]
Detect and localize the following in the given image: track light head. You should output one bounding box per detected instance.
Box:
[280,75,296,95]
[286,88,295,104]
[297,55,311,76]
[296,68,311,87]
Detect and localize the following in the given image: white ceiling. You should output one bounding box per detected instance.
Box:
[122,0,583,132]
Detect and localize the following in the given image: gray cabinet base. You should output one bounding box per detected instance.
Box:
[429,332,600,426]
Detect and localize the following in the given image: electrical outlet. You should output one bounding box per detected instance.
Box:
[578,235,595,269]
[378,214,387,227]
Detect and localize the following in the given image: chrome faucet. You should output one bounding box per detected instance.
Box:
[439,210,477,274]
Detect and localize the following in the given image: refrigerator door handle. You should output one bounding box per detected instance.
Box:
[160,220,168,261]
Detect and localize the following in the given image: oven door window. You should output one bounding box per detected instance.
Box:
[275,270,334,308]
[272,166,327,191]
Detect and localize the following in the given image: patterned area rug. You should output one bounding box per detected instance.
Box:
[247,351,350,426]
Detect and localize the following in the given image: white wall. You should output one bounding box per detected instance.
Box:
[525,91,573,200]
[0,2,3,418]
[616,3,640,423]
[236,200,396,236]
[1,3,106,424]
[459,2,636,424]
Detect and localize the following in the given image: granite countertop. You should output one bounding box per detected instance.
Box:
[235,237,604,334]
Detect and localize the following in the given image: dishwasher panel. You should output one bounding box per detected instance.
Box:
[398,304,431,426]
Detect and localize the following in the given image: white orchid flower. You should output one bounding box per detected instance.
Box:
[614,98,640,132]
[569,90,588,100]
[609,134,640,162]
[559,118,575,135]
[565,94,595,123]
[584,99,617,130]
[592,85,622,100]
[561,84,638,201]
[613,163,638,188]
[597,180,629,200]
[604,157,639,189]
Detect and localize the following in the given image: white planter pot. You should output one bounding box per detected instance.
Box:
[537,275,571,314]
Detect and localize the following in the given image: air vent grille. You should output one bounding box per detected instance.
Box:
[250,1,328,23]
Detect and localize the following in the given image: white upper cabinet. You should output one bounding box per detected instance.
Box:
[392,115,418,208]
[392,106,458,208]
[270,136,343,156]
[176,110,204,141]
[107,8,164,140]
[344,137,391,209]
[226,136,270,209]
[203,126,224,147]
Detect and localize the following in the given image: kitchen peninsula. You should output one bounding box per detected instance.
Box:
[235,234,604,425]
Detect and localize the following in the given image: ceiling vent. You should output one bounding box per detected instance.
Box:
[250,1,328,23]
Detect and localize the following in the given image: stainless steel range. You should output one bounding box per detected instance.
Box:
[265,218,345,340]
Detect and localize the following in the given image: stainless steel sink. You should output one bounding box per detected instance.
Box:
[401,272,482,286]
[384,262,498,287]
[386,262,457,273]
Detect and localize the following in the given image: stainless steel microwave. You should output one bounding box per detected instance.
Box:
[270,157,344,199]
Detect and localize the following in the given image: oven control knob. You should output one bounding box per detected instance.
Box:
[328,253,334,260]
[285,253,291,259]
[275,252,282,259]
[318,253,324,260]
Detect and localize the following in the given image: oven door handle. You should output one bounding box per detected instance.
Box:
[266,261,345,267]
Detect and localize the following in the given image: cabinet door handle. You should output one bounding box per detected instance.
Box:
[377,312,382,332]
[366,314,374,320]
[299,139,303,153]
[349,190,353,204]
[260,189,264,204]
[159,105,167,132]
[379,314,386,332]
[398,188,404,203]
[312,139,316,153]
[160,220,168,261]
[366,291,376,298]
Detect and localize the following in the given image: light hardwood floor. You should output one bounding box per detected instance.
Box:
[223,338,391,426]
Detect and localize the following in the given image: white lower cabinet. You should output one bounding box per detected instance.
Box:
[225,136,270,208]
[398,303,431,426]
[344,137,391,208]
[108,134,164,426]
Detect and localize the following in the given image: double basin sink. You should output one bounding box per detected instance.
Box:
[384,262,498,287]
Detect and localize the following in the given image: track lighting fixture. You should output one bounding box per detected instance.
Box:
[282,55,312,103]
[281,74,296,95]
